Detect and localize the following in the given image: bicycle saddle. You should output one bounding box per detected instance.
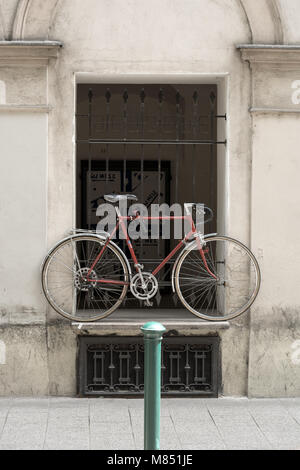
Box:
[104,194,138,204]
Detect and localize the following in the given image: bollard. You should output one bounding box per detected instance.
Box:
[141,321,166,451]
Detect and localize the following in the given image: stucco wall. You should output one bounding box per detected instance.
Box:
[278,0,300,43]
[0,0,19,39]
[0,112,47,324]
[47,0,252,397]
[249,113,300,397]
[0,0,300,397]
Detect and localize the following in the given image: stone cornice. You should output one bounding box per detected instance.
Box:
[0,40,63,66]
[237,44,300,112]
[237,44,300,65]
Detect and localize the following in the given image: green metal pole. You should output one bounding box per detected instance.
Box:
[141,321,166,451]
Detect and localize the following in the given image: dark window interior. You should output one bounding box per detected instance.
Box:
[76,84,222,309]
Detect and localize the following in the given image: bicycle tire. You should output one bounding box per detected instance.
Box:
[41,234,129,322]
[175,236,261,321]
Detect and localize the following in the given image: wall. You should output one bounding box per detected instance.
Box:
[0,43,78,396]
[0,111,47,323]
[0,0,19,39]
[46,0,252,397]
[249,114,300,397]
[239,46,300,396]
[0,0,299,397]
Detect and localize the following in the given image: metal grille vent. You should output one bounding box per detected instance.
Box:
[78,336,220,397]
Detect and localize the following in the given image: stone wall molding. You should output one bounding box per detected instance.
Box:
[12,0,30,40]
[12,0,60,40]
[240,0,284,44]
[237,44,300,68]
[12,0,284,45]
[0,2,6,40]
[0,40,62,66]
[238,45,300,111]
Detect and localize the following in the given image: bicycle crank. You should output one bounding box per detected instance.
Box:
[130,272,159,304]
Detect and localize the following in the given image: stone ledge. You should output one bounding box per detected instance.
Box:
[71,309,230,336]
[0,40,63,47]
[237,43,300,65]
[0,40,63,66]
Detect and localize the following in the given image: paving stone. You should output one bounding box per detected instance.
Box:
[226,444,272,450]
[160,442,183,450]
[91,442,136,450]
[44,438,90,450]
[132,416,181,449]
[207,398,248,406]
[0,417,6,434]
[90,420,131,437]
[0,409,9,420]
[0,442,44,450]
[179,435,225,448]
[0,399,13,410]
[48,409,89,419]
[164,398,208,407]
[50,401,88,413]
[128,406,170,417]
[11,398,49,408]
[247,400,287,414]
[215,416,256,427]
[90,410,131,425]
[221,433,272,449]
[0,409,11,421]
[174,420,220,445]
[287,411,300,425]
[1,424,46,450]
[207,400,249,417]
[275,443,300,450]
[0,397,300,450]
[90,434,136,450]
[3,413,48,428]
[50,397,90,407]
[252,417,299,432]
[45,424,90,450]
[262,430,300,446]
[168,406,207,421]
[184,442,226,450]
[89,398,129,408]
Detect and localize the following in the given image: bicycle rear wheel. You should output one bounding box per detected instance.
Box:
[42,235,129,322]
[175,236,261,321]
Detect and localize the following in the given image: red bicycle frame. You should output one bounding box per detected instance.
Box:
[87,212,216,285]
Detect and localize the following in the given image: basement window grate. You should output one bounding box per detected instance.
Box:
[78,336,220,397]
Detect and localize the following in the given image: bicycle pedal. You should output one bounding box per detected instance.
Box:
[144,300,153,307]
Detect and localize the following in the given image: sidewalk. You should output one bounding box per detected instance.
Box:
[0,397,299,450]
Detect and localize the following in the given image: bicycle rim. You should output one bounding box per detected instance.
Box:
[175,236,261,321]
[42,235,129,322]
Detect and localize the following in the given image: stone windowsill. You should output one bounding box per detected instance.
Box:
[72,309,230,336]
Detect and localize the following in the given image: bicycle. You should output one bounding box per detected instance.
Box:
[41,194,261,322]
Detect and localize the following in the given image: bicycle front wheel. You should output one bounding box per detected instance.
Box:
[42,235,129,322]
[175,236,261,321]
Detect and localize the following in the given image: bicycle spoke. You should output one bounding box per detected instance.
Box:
[43,236,128,321]
[176,237,260,321]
